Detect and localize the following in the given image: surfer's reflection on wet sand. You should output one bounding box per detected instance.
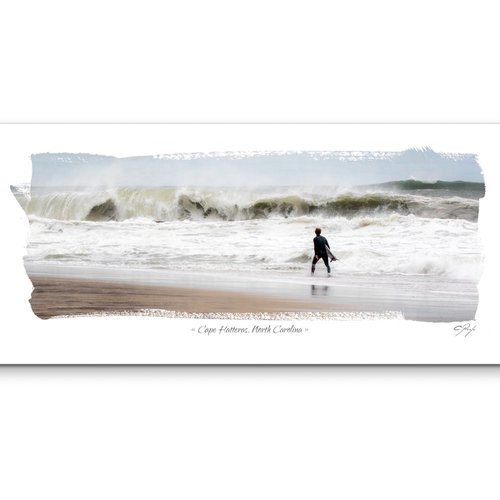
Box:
[311,285,329,297]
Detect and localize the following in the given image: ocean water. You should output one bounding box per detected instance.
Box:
[13,181,483,284]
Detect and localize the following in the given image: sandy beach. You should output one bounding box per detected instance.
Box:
[29,275,340,319]
[27,265,478,322]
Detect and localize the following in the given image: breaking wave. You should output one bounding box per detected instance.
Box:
[14,186,480,222]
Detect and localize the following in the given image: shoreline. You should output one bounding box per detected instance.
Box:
[27,266,478,322]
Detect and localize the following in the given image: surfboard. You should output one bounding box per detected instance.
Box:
[325,246,337,262]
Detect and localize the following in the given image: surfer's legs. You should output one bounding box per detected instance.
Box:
[322,255,331,274]
[311,255,330,274]
[311,256,319,274]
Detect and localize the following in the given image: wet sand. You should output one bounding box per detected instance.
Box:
[28,270,478,322]
[30,276,344,319]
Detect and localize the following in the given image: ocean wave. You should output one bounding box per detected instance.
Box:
[371,179,484,191]
[366,179,485,201]
[16,186,479,222]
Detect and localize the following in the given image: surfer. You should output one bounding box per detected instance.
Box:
[311,227,336,276]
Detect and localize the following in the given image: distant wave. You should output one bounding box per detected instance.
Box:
[14,185,480,222]
[368,179,485,196]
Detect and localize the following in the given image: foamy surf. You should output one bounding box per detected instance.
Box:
[22,211,482,281]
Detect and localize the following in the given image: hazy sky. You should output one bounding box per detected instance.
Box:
[31,149,484,187]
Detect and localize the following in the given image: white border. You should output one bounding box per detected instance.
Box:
[1,124,498,364]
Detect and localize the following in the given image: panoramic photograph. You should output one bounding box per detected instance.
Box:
[12,147,484,322]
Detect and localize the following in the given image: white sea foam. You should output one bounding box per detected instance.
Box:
[24,211,482,281]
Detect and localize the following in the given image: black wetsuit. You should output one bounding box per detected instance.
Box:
[312,235,331,274]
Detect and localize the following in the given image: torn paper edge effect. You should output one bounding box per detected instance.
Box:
[52,310,405,321]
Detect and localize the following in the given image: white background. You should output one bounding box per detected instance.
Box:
[1,1,499,499]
